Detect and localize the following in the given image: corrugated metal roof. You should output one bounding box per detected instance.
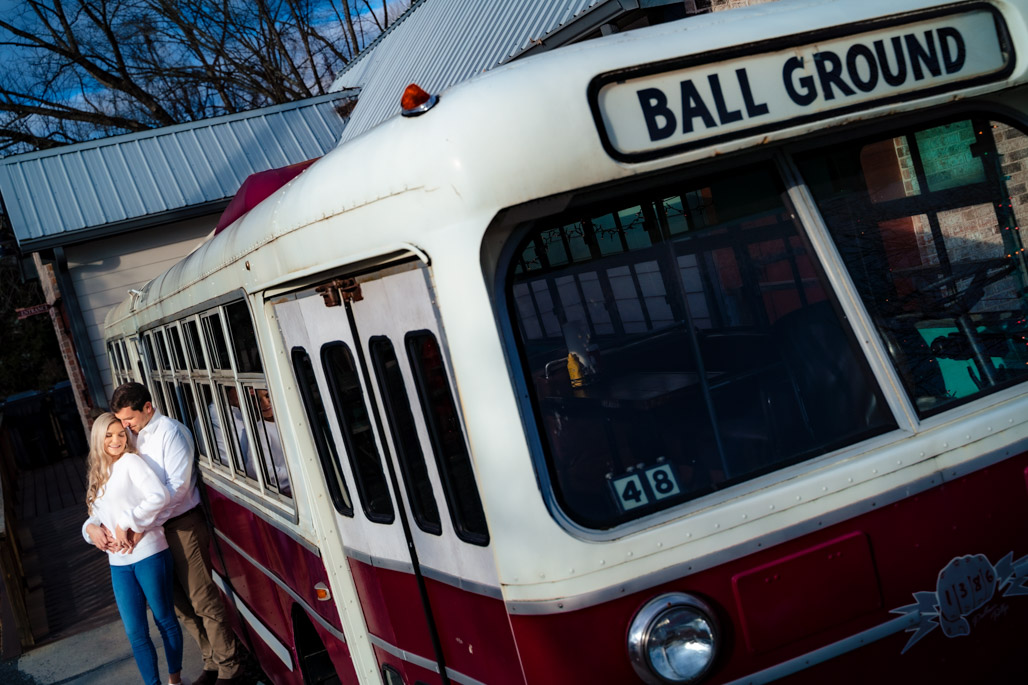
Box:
[330,0,613,145]
[0,91,354,250]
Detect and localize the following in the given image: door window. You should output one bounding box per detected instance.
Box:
[323,342,395,523]
[406,331,489,545]
[292,348,353,515]
[370,337,442,535]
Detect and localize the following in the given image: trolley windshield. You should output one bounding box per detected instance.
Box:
[506,115,1028,529]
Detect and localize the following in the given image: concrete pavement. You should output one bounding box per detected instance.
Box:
[1,613,203,684]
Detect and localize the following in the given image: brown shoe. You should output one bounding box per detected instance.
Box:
[192,670,219,685]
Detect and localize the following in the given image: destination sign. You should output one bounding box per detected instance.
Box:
[591,9,1010,161]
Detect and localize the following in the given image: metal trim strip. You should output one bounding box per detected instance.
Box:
[722,614,918,685]
[342,545,503,600]
[366,635,490,685]
[212,570,295,671]
[213,529,346,644]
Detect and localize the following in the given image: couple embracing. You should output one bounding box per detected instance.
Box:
[82,382,246,685]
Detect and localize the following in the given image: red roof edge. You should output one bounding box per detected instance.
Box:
[214,158,319,235]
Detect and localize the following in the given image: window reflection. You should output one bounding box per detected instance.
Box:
[244,387,292,498]
[509,164,894,528]
[798,118,1028,415]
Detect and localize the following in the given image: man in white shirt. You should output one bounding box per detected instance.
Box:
[111,382,245,685]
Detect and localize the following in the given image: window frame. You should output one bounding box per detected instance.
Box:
[494,150,901,532]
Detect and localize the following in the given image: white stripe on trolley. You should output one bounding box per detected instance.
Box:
[366,634,490,685]
[212,570,294,671]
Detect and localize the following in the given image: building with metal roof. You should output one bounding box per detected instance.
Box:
[1,92,353,253]
[329,0,697,146]
[0,91,354,414]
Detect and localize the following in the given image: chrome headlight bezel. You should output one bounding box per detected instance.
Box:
[627,592,720,685]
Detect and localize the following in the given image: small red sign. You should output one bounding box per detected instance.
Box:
[16,303,50,320]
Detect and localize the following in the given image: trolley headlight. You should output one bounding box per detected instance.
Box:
[627,593,719,684]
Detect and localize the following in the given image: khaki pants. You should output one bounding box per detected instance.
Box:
[164,507,243,678]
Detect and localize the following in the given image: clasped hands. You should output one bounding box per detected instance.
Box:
[86,523,143,553]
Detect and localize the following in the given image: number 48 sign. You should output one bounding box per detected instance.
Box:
[611,463,682,511]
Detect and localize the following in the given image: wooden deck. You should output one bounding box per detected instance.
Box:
[17,456,87,518]
[16,457,119,645]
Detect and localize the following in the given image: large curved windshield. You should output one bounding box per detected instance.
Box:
[507,163,896,529]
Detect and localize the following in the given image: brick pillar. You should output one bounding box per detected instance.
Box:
[32,253,95,438]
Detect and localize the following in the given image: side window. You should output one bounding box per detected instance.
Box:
[179,383,202,459]
[197,382,229,468]
[161,380,181,421]
[153,329,171,371]
[406,331,489,544]
[292,348,353,515]
[506,162,896,528]
[797,116,1028,416]
[226,301,263,373]
[201,313,231,370]
[219,383,254,480]
[183,320,207,370]
[142,332,158,372]
[242,385,292,498]
[322,342,395,523]
[370,337,441,535]
[167,325,188,371]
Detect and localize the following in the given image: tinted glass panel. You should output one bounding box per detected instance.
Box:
[797,118,1028,416]
[167,326,187,371]
[183,320,206,370]
[508,163,896,528]
[151,380,169,418]
[322,342,394,523]
[292,348,353,515]
[202,313,231,371]
[197,383,228,467]
[143,334,158,371]
[179,384,201,459]
[154,331,171,370]
[219,384,252,479]
[226,301,263,373]
[370,337,441,535]
[243,385,291,497]
[162,381,181,421]
[407,332,488,544]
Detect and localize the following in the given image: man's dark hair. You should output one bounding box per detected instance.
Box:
[110,382,152,412]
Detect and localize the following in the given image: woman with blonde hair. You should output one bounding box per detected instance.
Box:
[82,412,184,685]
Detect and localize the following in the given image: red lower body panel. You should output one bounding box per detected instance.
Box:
[510,452,1028,683]
[348,557,524,684]
[205,486,358,685]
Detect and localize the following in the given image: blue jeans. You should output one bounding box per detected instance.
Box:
[110,549,184,685]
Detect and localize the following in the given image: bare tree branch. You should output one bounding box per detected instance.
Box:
[0,0,411,154]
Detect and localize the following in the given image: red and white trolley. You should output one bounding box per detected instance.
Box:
[104,0,1028,682]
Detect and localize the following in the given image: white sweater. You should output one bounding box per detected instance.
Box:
[82,452,171,566]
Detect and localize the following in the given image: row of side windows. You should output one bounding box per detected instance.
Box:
[118,300,291,504]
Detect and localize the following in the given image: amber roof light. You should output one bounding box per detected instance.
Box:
[401,83,438,117]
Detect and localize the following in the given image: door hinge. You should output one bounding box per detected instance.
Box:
[315,278,363,307]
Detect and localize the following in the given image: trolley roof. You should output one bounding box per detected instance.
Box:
[104,0,1028,335]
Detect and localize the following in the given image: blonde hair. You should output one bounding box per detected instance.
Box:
[85,412,137,515]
